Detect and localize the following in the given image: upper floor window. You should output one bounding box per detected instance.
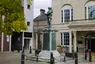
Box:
[27,4,30,9]
[64,9,70,22]
[27,22,30,26]
[27,0,31,9]
[85,1,95,20]
[88,6,95,19]
[61,5,73,23]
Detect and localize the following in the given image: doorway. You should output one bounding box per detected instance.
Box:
[24,39,30,50]
[11,32,22,51]
[91,39,95,52]
[85,32,95,52]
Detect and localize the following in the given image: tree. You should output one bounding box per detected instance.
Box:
[0,0,28,35]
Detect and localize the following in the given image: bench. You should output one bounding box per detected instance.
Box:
[35,49,41,56]
[65,52,75,59]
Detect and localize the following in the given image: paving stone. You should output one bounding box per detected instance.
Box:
[0,52,95,64]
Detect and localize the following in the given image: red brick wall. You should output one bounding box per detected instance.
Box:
[3,34,8,51]
[0,34,9,51]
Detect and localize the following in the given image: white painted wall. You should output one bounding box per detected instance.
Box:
[23,0,33,32]
[23,0,34,50]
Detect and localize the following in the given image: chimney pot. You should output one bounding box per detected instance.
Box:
[40,9,45,15]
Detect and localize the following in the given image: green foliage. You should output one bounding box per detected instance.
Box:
[3,22,13,35]
[0,0,28,35]
[12,20,27,33]
[27,0,32,5]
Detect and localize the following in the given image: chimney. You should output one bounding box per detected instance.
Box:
[40,9,45,15]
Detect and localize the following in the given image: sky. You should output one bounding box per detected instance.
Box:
[33,0,51,18]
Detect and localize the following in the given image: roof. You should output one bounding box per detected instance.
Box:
[34,14,47,21]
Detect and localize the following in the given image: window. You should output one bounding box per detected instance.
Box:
[85,7,87,19]
[27,22,30,26]
[27,4,30,9]
[60,32,63,45]
[64,9,70,22]
[71,9,73,21]
[88,6,95,19]
[61,5,73,23]
[64,32,69,45]
[85,1,95,19]
[27,0,31,9]
[61,10,63,22]
[60,32,69,46]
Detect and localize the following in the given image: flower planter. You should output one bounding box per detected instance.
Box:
[56,45,63,53]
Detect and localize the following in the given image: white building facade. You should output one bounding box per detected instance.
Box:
[22,0,33,50]
[52,0,95,53]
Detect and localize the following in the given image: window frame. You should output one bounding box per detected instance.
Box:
[60,32,70,46]
[64,32,69,46]
[61,5,73,23]
[27,22,30,26]
[85,1,95,20]
[60,32,63,45]
[64,9,70,22]
[27,4,31,9]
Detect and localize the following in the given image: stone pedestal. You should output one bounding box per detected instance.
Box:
[39,50,60,59]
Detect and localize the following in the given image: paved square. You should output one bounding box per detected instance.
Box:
[0,52,95,64]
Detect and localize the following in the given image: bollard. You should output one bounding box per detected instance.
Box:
[85,49,87,60]
[75,52,78,64]
[63,55,66,62]
[29,46,32,53]
[89,49,92,62]
[77,46,78,52]
[36,54,38,62]
[35,49,38,56]
[35,49,39,62]
[21,47,25,64]
[73,53,75,60]
[50,52,54,64]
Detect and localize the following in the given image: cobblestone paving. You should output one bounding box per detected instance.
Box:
[0,51,95,64]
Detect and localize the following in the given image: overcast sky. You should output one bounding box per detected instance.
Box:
[33,0,51,18]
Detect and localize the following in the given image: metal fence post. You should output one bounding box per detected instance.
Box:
[75,52,78,64]
[85,49,87,60]
[29,46,32,53]
[35,49,40,62]
[36,54,38,62]
[77,46,78,52]
[50,52,54,64]
[63,55,66,62]
[89,49,92,62]
[21,47,25,64]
